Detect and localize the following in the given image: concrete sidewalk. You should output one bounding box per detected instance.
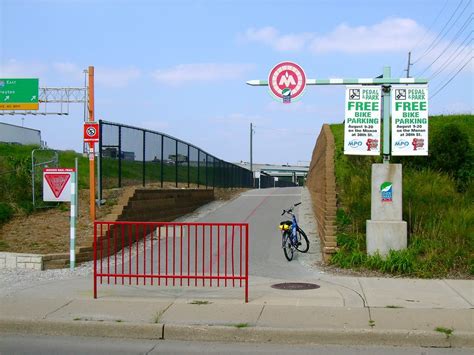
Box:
[1,273,472,348]
[1,187,472,347]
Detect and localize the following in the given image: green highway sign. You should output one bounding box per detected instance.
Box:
[0,78,39,110]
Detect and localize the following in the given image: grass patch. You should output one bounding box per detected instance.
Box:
[189,300,212,305]
[368,320,375,328]
[329,114,473,278]
[435,326,453,338]
[233,323,249,328]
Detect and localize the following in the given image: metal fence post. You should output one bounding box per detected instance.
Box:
[143,131,146,187]
[187,145,190,188]
[160,134,164,188]
[175,139,178,188]
[98,120,103,201]
[118,126,122,188]
[205,154,208,189]
[197,150,200,188]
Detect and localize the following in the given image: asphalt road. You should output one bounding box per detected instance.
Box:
[97,187,319,286]
[1,334,471,355]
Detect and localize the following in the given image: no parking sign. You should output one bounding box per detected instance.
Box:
[84,122,99,143]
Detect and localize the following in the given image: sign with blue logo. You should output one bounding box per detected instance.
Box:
[344,86,381,156]
[380,182,393,202]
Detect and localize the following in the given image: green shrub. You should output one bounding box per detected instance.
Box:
[0,202,14,224]
[329,115,473,277]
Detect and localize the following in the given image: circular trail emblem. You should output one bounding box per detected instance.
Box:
[268,61,306,103]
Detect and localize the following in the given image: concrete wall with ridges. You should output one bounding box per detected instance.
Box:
[306,124,338,262]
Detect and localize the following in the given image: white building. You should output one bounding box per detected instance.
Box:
[0,122,43,146]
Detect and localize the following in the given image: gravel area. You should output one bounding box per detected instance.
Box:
[0,197,234,296]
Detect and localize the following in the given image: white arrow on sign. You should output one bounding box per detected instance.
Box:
[4,96,10,101]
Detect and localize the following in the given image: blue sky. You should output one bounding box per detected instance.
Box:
[1,0,472,165]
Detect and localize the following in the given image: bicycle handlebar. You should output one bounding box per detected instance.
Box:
[281,202,301,216]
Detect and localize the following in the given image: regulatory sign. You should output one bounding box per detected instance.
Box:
[0,78,39,110]
[268,62,306,103]
[391,85,428,156]
[344,86,382,155]
[84,122,100,143]
[43,168,75,202]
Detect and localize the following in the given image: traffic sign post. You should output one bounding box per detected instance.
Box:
[87,66,96,222]
[0,78,39,110]
[43,168,77,269]
[247,64,429,257]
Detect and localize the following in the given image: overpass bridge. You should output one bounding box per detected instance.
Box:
[236,162,309,185]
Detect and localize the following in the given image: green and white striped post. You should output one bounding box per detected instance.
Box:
[382,66,391,163]
[70,168,77,270]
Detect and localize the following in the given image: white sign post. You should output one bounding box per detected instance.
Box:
[391,85,429,156]
[43,168,77,269]
[344,86,382,155]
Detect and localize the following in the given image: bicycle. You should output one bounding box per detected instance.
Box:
[279,202,310,261]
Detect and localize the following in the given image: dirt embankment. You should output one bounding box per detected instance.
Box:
[0,187,246,254]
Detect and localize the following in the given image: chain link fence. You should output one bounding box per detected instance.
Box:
[99,120,254,198]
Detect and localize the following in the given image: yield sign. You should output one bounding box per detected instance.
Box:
[43,168,74,201]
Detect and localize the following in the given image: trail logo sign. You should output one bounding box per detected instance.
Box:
[268,62,306,103]
[43,168,75,202]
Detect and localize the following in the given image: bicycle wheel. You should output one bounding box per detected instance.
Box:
[295,227,310,253]
[282,231,294,261]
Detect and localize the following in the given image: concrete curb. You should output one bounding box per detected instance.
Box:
[1,318,472,348]
[0,318,163,340]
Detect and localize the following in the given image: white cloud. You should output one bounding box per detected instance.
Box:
[95,66,141,88]
[53,62,141,88]
[152,63,255,86]
[310,18,425,53]
[52,62,83,81]
[242,18,428,54]
[243,27,313,51]
[0,59,48,77]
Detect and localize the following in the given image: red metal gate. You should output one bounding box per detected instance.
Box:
[94,221,249,302]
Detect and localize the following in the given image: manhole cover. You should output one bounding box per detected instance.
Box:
[271,282,320,290]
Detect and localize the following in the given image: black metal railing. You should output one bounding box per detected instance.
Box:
[99,120,254,198]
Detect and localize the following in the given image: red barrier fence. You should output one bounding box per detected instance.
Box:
[93,221,249,302]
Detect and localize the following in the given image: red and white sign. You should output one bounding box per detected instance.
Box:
[43,168,75,202]
[268,61,306,103]
[84,122,99,143]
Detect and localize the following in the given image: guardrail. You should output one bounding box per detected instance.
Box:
[94,221,249,302]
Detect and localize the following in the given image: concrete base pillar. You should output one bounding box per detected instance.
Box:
[366,163,407,257]
[366,220,407,256]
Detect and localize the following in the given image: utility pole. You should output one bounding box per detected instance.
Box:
[250,122,253,173]
[88,66,96,221]
[405,51,412,78]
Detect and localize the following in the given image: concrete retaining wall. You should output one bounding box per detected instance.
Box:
[306,124,337,262]
[0,252,43,270]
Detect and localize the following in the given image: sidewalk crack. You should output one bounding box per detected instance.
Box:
[42,299,73,320]
[441,280,473,307]
[256,305,265,325]
[357,278,373,324]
